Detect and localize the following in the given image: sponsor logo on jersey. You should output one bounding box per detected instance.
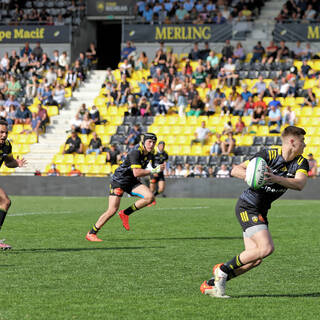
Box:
[252,215,258,223]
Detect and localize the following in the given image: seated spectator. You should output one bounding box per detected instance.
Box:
[233,42,246,61]
[232,93,246,116]
[68,164,82,177]
[37,104,49,132]
[64,69,77,91]
[191,121,212,146]
[235,116,246,134]
[47,163,60,176]
[299,59,313,79]
[250,41,265,64]
[38,85,55,106]
[221,132,236,155]
[32,42,43,60]
[45,66,57,86]
[87,132,103,155]
[276,41,291,62]
[0,52,10,73]
[252,76,266,100]
[222,120,233,135]
[5,75,21,97]
[59,51,70,69]
[279,77,290,97]
[158,95,174,115]
[6,105,16,129]
[216,164,230,178]
[188,42,202,61]
[175,164,186,177]
[125,124,141,145]
[244,96,255,116]
[121,41,136,61]
[40,53,51,70]
[282,106,296,126]
[210,133,222,155]
[193,165,208,178]
[89,105,101,125]
[21,112,41,139]
[70,114,82,133]
[120,58,133,78]
[63,130,83,154]
[9,50,20,73]
[175,3,189,23]
[86,43,97,67]
[4,95,20,110]
[20,42,32,57]
[184,163,194,177]
[0,105,7,119]
[138,96,151,116]
[251,105,265,125]
[80,113,92,134]
[206,50,219,70]
[138,77,151,98]
[207,166,215,178]
[0,77,7,95]
[221,39,234,62]
[26,74,39,100]
[52,84,66,107]
[15,104,31,124]
[224,58,238,87]
[77,103,88,119]
[268,105,281,129]
[262,41,278,64]
[188,94,205,117]
[105,144,120,165]
[307,153,317,178]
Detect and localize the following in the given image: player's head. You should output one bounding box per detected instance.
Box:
[143,132,157,152]
[0,119,8,145]
[281,126,306,155]
[157,141,165,152]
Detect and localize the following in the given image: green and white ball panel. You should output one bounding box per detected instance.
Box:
[245,157,267,190]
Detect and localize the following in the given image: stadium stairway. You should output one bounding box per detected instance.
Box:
[247,0,286,41]
[15,70,106,175]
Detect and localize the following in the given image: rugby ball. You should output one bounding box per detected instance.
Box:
[245,157,267,190]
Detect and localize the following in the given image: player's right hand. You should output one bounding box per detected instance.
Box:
[159,163,165,172]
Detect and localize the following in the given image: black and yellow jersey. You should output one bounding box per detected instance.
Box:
[154,149,168,166]
[0,140,12,168]
[112,143,155,186]
[240,148,309,214]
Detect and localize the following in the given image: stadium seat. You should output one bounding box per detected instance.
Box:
[85,154,97,165]
[47,106,59,117]
[74,154,85,165]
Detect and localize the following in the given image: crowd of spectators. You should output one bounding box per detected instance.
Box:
[1,0,85,26]
[276,0,320,23]
[134,0,264,25]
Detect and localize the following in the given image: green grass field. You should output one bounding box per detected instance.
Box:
[0,196,319,320]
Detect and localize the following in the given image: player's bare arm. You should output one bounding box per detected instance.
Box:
[5,155,27,168]
[133,163,165,177]
[264,169,307,191]
[231,161,247,180]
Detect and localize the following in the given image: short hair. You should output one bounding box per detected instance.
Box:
[0,119,8,126]
[281,126,306,138]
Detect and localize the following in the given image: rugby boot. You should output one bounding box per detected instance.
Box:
[213,264,230,298]
[85,232,103,242]
[200,281,216,297]
[0,239,12,250]
[118,210,130,230]
[147,200,156,207]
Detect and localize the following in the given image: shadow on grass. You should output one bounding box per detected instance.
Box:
[233,292,320,298]
[10,246,165,254]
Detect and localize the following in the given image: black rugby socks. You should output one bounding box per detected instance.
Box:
[0,209,7,230]
[123,204,138,216]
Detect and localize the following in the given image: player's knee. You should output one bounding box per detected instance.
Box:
[260,245,274,258]
[0,195,11,210]
[144,193,154,204]
[253,259,263,267]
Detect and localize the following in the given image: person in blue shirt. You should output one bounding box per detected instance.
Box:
[268,105,281,128]
[121,41,136,61]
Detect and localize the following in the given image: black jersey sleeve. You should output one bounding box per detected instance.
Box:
[4,140,12,158]
[164,151,169,162]
[249,149,269,163]
[128,150,142,169]
[295,156,309,177]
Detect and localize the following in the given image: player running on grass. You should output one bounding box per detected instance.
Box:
[149,141,168,206]
[201,126,309,298]
[0,119,27,250]
[86,133,165,241]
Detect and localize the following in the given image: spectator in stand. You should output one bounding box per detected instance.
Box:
[32,42,43,61]
[268,77,281,98]
[21,112,41,138]
[303,4,317,22]
[78,52,90,71]
[86,43,97,68]
[282,106,296,126]
[105,144,121,165]
[268,105,281,129]
[216,164,230,178]
[121,41,136,62]
[221,39,234,62]
[68,164,82,176]
[4,95,20,110]
[192,65,208,87]
[137,96,151,116]
[232,93,246,116]
[52,84,66,107]
[77,103,88,119]
[6,75,21,97]
[233,42,246,61]
[64,69,77,91]
[250,41,265,64]
[38,85,54,106]
[221,132,236,155]
[279,76,290,97]
[235,116,246,134]
[188,94,205,117]
[9,50,20,73]
[136,51,148,70]
[89,105,101,125]
[63,130,83,154]
[0,52,9,73]
[51,50,60,67]
[125,124,141,145]
[20,42,32,57]
[210,133,222,155]
[37,104,50,132]
[177,87,188,117]
[299,59,312,78]
[175,164,187,177]
[6,105,16,130]
[262,40,278,64]
[241,84,252,102]
[70,113,82,133]
[157,95,174,115]
[250,104,265,125]
[206,50,219,70]
[244,96,255,115]
[80,112,92,134]
[15,103,32,124]
[87,132,103,155]
[191,121,212,146]
[175,3,189,23]
[73,60,86,81]
[55,14,65,26]
[252,75,266,100]
[45,67,57,86]
[0,105,7,119]
[116,74,131,106]
[0,77,7,95]
[188,42,202,61]
[276,41,291,62]
[47,163,60,176]
[194,165,208,178]
[59,51,70,69]
[25,74,39,100]
[307,153,317,178]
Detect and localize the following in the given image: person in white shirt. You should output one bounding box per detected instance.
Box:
[45,67,57,86]
[191,121,212,146]
[175,164,187,177]
[216,164,230,178]
[282,106,296,126]
[59,51,70,69]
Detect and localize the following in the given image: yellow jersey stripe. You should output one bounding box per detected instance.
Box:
[296,169,308,176]
[131,165,141,169]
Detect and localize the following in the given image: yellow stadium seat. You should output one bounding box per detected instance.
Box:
[171,126,182,135]
[74,154,85,165]
[111,164,119,173]
[107,106,118,116]
[153,116,166,126]
[203,145,211,155]
[87,165,100,176]
[298,117,309,126]
[187,116,198,126]
[47,106,59,117]
[23,124,32,131]
[100,164,112,175]
[0,166,15,175]
[148,125,160,135]
[165,135,176,145]
[79,164,89,174]
[85,154,96,165]
[79,134,89,146]
[305,127,316,135]
[166,116,179,125]
[105,126,117,135]
[159,126,171,135]
[197,116,208,124]
[256,126,269,136]
[191,145,203,156]
[169,145,181,155]
[300,107,313,117]
[20,144,30,154]
[63,154,74,164]
[26,133,38,144]
[96,154,107,165]
[53,154,64,164]
[101,135,110,145]
[176,135,190,145]
[57,164,71,175]
[95,125,106,135]
[283,97,296,107]
[242,116,251,126]
[180,145,191,155]
[176,117,187,126]
[182,126,195,136]
[110,116,123,125]
[313,108,320,116]
[12,124,23,134]
[15,135,28,144]
[208,116,223,126]
[65,87,72,99]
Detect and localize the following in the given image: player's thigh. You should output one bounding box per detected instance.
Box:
[0,187,10,205]
[131,184,153,200]
[251,229,274,256]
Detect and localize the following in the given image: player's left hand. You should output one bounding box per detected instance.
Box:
[264,166,278,184]
[159,163,165,172]
[16,156,27,167]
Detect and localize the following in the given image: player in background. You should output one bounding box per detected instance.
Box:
[149,141,168,206]
[201,126,309,298]
[0,119,27,250]
[86,133,165,242]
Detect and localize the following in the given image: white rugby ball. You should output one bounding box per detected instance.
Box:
[245,157,267,190]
